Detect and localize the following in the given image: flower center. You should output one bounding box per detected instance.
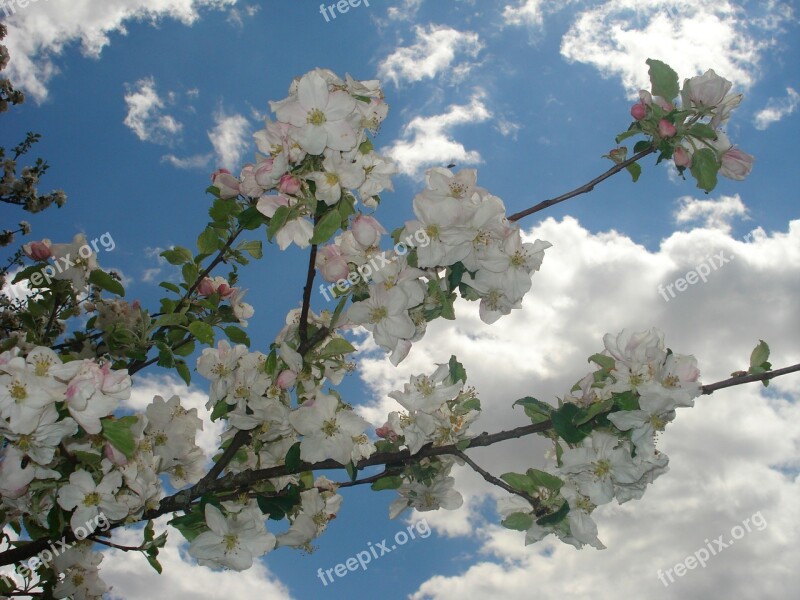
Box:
[83,492,101,507]
[322,419,340,437]
[308,109,327,126]
[9,381,27,401]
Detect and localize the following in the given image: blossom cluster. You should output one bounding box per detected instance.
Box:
[210,68,396,252]
[497,328,701,549]
[620,60,753,190]
[344,167,551,364]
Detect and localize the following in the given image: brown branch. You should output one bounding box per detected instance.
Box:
[298,243,318,348]
[701,363,800,394]
[3,361,798,568]
[507,147,656,223]
[454,450,545,515]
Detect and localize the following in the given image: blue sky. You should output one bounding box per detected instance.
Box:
[2,1,799,599]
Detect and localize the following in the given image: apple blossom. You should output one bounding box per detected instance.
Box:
[211,168,241,199]
[188,503,276,570]
[56,469,129,533]
[22,239,52,261]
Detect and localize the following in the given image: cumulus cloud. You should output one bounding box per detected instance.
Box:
[208,110,251,171]
[560,0,791,97]
[123,78,183,145]
[674,194,749,232]
[378,25,483,86]
[753,86,799,130]
[354,214,800,599]
[384,91,491,178]
[2,0,238,102]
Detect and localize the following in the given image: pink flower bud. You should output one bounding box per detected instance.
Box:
[197,277,216,297]
[658,119,677,138]
[23,240,52,261]
[104,441,129,466]
[673,146,692,168]
[720,147,754,181]
[279,174,302,195]
[351,215,386,247]
[316,245,350,282]
[375,424,398,442]
[216,283,234,298]
[276,369,297,389]
[211,169,241,199]
[630,102,647,120]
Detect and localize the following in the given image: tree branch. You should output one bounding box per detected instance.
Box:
[507,147,656,223]
[2,360,798,568]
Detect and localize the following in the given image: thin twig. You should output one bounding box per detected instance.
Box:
[701,363,800,394]
[507,147,656,222]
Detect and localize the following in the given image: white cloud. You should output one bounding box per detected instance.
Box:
[208,110,251,171]
[384,91,491,178]
[378,25,483,86]
[123,78,183,145]
[226,3,260,27]
[560,1,791,97]
[354,215,800,599]
[387,0,423,21]
[753,86,799,130]
[674,194,749,232]
[161,153,213,169]
[502,0,577,28]
[2,0,238,102]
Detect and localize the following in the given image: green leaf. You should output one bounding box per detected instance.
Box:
[311,210,342,245]
[749,340,770,368]
[168,509,207,543]
[153,313,188,328]
[197,228,220,255]
[240,240,263,259]
[574,398,614,425]
[371,476,404,491]
[551,403,592,444]
[589,353,616,371]
[224,326,251,346]
[188,321,215,346]
[173,339,196,357]
[206,185,221,198]
[88,270,125,296]
[145,552,163,575]
[267,206,292,241]
[101,416,138,459]
[447,355,467,385]
[175,360,191,385]
[525,469,564,491]
[633,140,653,153]
[690,147,719,193]
[317,337,356,359]
[688,123,718,139]
[646,58,679,101]
[159,282,181,294]
[456,439,471,451]
[500,472,536,495]
[236,206,266,230]
[210,198,239,222]
[181,262,199,287]
[285,442,302,471]
[161,246,193,265]
[513,396,553,424]
[345,462,357,482]
[501,512,534,531]
[626,162,642,183]
[210,400,230,422]
[612,390,640,411]
[536,501,570,526]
